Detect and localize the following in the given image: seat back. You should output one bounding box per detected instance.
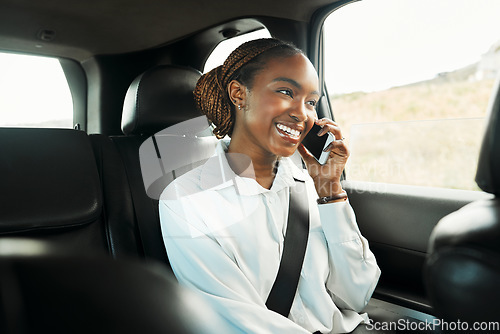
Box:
[0,239,229,334]
[0,128,110,254]
[106,65,217,264]
[425,78,500,323]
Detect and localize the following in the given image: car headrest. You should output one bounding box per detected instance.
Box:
[425,199,500,323]
[0,128,102,234]
[121,65,203,136]
[476,77,500,195]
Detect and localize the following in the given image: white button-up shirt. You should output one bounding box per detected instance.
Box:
[159,140,380,334]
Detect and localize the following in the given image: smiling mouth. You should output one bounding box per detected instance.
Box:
[276,123,302,140]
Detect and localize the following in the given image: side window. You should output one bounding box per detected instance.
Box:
[204,29,271,73]
[324,0,500,191]
[0,52,73,128]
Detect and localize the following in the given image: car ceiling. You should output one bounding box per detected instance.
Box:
[0,0,341,61]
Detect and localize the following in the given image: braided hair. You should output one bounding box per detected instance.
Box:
[194,38,303,138]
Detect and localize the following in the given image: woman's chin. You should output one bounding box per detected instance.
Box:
[267,137,300,158]
[271,146,297,158]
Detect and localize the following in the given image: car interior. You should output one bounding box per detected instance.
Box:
[0,0,499,333]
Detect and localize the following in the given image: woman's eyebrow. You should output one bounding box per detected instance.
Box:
[272,77,320,97]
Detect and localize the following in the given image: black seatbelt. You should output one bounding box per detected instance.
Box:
[266,178,310,317]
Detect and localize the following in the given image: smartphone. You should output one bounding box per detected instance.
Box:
[302,123,335,165]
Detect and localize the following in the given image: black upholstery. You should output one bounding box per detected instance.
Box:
[109,65,213,264]
[89,134,142,258]
[121,65,204,135]
[476,79,500,195]
[112,135,169,263]
[0,128,109,254]
[0,239,229,334]
[0,128,101,233]
[425,77,500,325]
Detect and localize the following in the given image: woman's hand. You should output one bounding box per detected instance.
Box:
[297,118,349,198]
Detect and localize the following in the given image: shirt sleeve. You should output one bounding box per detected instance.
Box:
[159,199,312,334]
[318,200,381,312]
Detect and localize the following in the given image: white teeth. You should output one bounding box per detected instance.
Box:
[276,123,301,138]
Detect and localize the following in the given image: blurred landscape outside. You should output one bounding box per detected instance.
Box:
[325,0,500,191]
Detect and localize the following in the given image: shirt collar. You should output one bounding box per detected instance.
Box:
[200,140,307,195]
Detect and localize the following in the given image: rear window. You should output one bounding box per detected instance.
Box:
[0,52,73,128]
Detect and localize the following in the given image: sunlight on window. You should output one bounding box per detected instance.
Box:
[324,0,500,191]
[325,0,500,95]
[0,52,73,128]
[204,29,271,73]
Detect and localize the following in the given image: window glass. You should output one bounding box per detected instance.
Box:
[203,29,271,73]
[324,0,500,190]
[0,52,73,128]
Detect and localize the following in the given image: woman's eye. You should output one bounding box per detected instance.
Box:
[307,100,317,107]
[278,89,293,98]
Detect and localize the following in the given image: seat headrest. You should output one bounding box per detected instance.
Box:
[0,128,102,233]
[425,199,500,323]
[476,78,500,195]
[121,65,202,136]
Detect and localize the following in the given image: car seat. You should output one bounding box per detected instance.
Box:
[425,77,500,325]
[0,239,229,334]
[95,65,218,264]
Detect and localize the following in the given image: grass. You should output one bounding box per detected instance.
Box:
[330,79,496,191]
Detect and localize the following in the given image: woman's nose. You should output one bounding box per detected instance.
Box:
[289,103,308,122]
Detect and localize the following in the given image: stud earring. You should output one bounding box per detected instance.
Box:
[238,105,242,110]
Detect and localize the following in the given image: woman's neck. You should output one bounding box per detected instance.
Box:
[226,141,279,190]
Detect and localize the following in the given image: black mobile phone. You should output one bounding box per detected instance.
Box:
[302,123,334,165]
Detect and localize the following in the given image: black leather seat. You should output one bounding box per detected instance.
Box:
[425,79,500,326]
[0,239,229,334]
[0,127,136,257]
[92,65,218,266]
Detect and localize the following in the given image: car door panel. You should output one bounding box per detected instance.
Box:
[344,180,492,313]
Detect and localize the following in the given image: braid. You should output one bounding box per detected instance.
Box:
[193,66,233,138]
[193,38,302,138]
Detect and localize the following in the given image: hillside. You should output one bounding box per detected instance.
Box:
[330,78,496,190]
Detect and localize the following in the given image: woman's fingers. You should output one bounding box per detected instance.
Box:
[315,118,343,140]
[297,143,316,166]
[323,137,347,152]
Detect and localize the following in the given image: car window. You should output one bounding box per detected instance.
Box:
[324,0,500,191]
[203,29,271,73]
[0,52,73,128]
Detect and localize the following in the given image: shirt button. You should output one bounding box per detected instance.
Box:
[265,195,275,204]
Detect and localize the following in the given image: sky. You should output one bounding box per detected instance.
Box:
[324,0,500,94]
[2,0,500,125]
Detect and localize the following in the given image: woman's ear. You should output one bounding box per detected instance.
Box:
[227,80,247,110]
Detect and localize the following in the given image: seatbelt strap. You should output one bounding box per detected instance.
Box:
[266,178,310,317]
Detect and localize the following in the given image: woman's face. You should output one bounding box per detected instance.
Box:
[232,53,320,159]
